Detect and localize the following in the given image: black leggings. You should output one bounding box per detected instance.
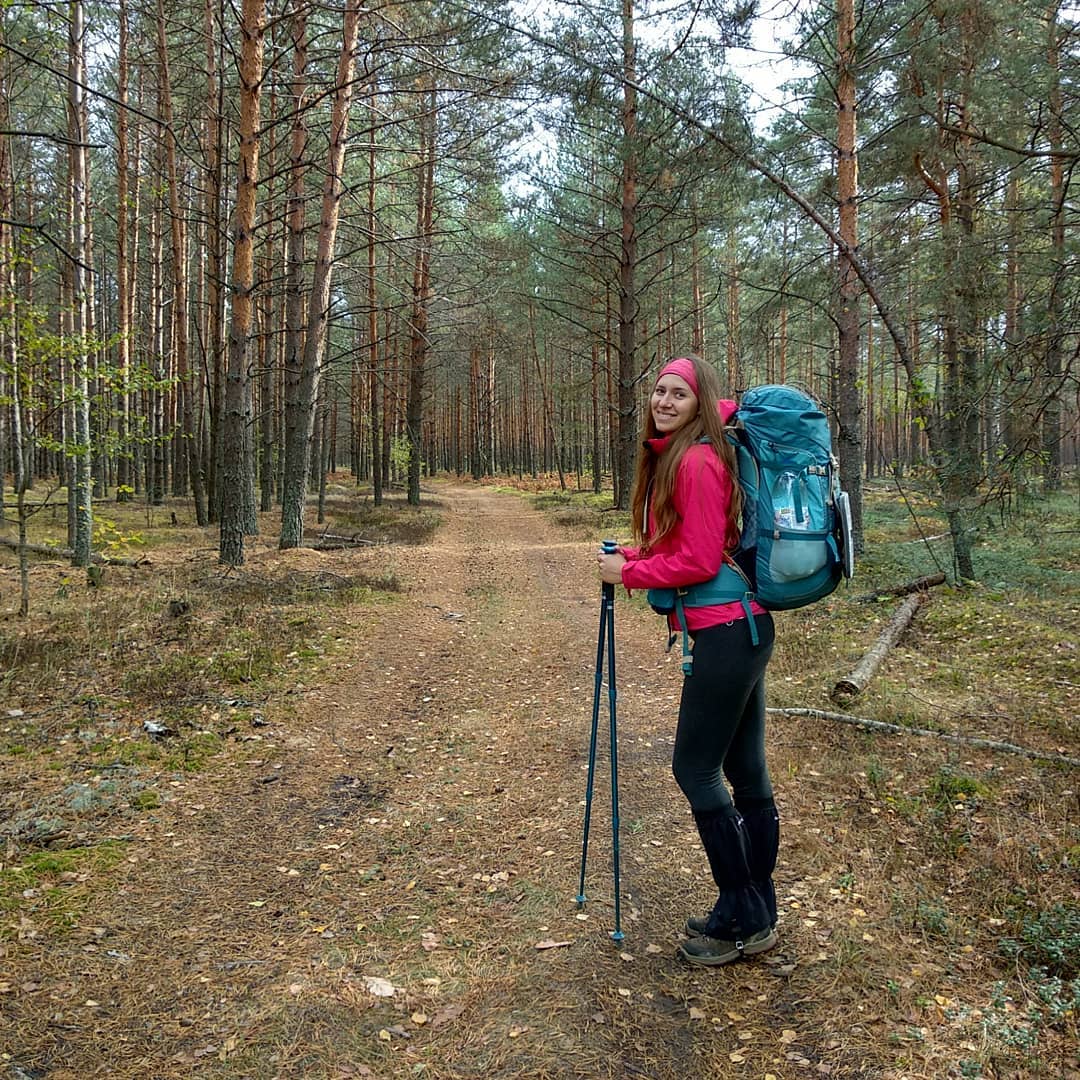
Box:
[671,614,775,813]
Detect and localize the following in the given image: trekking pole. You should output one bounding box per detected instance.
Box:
[576,539,624,943]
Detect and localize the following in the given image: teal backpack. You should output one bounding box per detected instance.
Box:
[648,384,854,672]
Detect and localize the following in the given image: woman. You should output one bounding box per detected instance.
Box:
[597,355,779,967]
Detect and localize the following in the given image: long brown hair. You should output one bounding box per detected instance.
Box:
[629,355,742,550]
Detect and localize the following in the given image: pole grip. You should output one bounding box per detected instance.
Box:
[601,538,617,599]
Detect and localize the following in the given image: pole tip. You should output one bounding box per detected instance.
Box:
[610,930,625,943]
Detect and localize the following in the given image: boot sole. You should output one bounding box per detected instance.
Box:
[678,927,778,967]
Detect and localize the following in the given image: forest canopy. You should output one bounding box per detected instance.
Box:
[0,0,1076,572]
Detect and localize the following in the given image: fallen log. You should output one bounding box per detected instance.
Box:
[768,707,1080,769]
[303,530,377,546]
[831,591,927,704]
[856,571,946,603]
[0,536,148,567]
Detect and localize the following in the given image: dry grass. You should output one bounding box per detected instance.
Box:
[1,476,1077,1079]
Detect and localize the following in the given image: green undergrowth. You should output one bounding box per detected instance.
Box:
[522,486,631,537]
[326,490,443,546]
[0,840,129,938]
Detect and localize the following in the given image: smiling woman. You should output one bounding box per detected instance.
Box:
[597,354,780,967]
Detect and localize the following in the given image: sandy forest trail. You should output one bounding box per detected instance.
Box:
[20,481,798,1079]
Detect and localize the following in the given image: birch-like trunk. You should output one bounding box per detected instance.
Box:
[68,0,93,568]
[280,1,361,544]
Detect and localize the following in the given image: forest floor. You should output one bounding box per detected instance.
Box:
[1,476,1078,1079]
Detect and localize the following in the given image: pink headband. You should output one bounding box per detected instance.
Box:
[656,357,698,396]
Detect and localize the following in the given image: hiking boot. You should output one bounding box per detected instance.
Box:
[685,912,777,937]
[684,913,711,937]
[678,926,778,967]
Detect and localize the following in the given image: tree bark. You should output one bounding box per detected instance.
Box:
[835,0,864,553]
[366,71,382,506]
[156,0,206,524]
[855,572,945,603]
[115,0,133,500]
[278,1,310,545]
[406,73,436,507]
[204,0,225,521]
[1043,1,1065,491]
[280,0,361,540]
[614,0,639,511]
[219,0,265,566]
[68,0,93,568]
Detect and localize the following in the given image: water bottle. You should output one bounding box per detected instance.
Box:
[774,472,797,529]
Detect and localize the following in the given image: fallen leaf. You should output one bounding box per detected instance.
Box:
[780,1029,797,1044]
[411,1012,428,1026]
[362,976,396,998]
[689,1007,706,1020]
[431,1004,464,1027]
[645,944,664,955]
[534,939,571,950]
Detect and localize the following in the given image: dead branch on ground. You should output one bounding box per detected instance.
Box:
[855,572,946,602]
[768,707,1080,769]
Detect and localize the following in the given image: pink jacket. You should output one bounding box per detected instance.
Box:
[619,403,765,630]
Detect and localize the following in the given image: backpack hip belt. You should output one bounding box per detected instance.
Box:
[647,561,759,675]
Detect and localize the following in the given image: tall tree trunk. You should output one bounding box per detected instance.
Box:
[258,53,280,514]
[280,0,361,543]
[1003,172,1024,464]
[279,1,309,543]
[157,0,206,522]
[68,0,93,567]
[115,0,133,500]
[406,74,436,507]
[1043,0,1065,491]
[614,0,638,510]
[219,0,265,566]
[836,0,864,553]
[204,0,224,520]
[150,151,166,506]
[0,20,13,525]
[366,72,382,506]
